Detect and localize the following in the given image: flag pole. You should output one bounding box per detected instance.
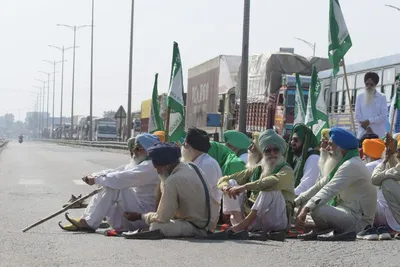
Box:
[390,105,396,134]
[341,59,357,135]
[165,107,171,141]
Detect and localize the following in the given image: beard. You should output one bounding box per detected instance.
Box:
[181,146,196,163]
[260,154,284,177]
[365,88,376,106]
[158,171,170,183]
[247,150,262,168]
[322,147,343,177]
[132,154,147,165]
[318,148,329,176]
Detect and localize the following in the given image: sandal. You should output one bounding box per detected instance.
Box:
[58,212,95,232]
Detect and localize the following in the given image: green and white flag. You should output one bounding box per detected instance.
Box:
[148,73,164,133]
[294,73,306,125]
[305,66,329,140]
[328,0,352,77]
[166,42,185,142]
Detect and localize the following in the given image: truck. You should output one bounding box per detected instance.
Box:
[93,118,118,141]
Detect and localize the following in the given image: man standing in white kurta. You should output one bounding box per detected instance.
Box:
[58,133,160,232]
[355,72,388,139]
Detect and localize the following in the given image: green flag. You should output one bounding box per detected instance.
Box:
[148,73,164,133]
[294,73,306,125]
[166,42,185,142]
[328,0,352,77]
[305,66,329,140]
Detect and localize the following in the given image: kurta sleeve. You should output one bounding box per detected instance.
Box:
[369,95,388,124]
[295,176,326,207]
[304,161,356,211]
[355,95,362,122]
[295,155,320,195]
[371,163,400,186]
[91,165,126,176]
[245,166,292,191]
[142,179,178,225]
[217,168,254,189]
[94,163,152,190]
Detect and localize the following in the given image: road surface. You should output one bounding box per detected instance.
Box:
[0,141,399,267]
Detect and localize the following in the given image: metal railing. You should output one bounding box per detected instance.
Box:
[40,139,128,150]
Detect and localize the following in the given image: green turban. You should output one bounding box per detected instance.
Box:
[224,130,251,150]
[291,123,318,148]
[208,141,246,176]
[259,129,286,153]
[127,137,136,151]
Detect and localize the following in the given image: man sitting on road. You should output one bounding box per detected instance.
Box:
[247,132,262,169]
[208,141,246,176]
[123,142,220,239]
[58,133,160,232]
[224,130,251,164]
[218,130,295,235]
[295,128,377,241]
[286,123,320,196]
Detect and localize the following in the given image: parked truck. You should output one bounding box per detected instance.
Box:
[93,118,118,141]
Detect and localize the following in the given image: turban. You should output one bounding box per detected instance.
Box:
[224,130,251,150]
[186,127,211,153]
[329,127,358,150]
[252,132,261,152]
[148,142,181,166]
[359,133,379,148]
[127,137,136,151]
[259,129,286,153]
[321,128,330,141]
[135,133,160,151]
[153,131,166,143]
[362,139,385,159]
[364,72,380,85]
[291,123,318,148]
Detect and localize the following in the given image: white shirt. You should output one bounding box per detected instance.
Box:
[193,153,223,202]
[355,91,388,139]
[295,154,320,196]
[239,153,248,164]
[367,159,400,231]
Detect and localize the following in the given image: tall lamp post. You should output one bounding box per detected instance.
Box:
[127,0,135,139]
[39,71,52,131]
[35,79,46,138]
[57,24,91,139]
[294,37,316,57]
[43,60,64,138]
[89,0,95,141]
[33,85,43,138]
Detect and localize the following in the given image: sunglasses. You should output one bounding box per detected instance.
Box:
[133,145,143,151]
[365,82,375,87]
[264,147,280,154]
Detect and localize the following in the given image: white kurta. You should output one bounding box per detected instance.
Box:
[355,91,388,138]
[193,153,223,202]
[239,153,248,164]
[82,160,159,231]
[367,159,400,231]
[295,153,320,196]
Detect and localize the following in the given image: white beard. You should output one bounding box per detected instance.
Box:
[323,147,343,177]
[247,150,262,168]
[260,155,284,177]
[133,155,146,166]
[365,89,375,106]
[181,146,196,163]
[158,171,170,183]
[318,148,329,176]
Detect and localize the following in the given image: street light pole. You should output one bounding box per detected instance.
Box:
[35,79,46,137]
[57,24,90,139]
[127,0,135,139]
[39,71,52,131]
[33,87,42,138]
[239,0,250,134]
[89,0,95,141]
[294,37,316,57]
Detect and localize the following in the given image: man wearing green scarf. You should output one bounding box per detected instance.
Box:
[217,130,295,236]
[208,141,246,176]
[295,127,377,241]
[286,123,320,196]
[224,130,251,164]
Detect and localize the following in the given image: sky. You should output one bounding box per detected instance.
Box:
[0,0,399,121]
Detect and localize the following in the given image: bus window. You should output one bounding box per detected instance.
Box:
[356,72,367,89]
[337,77,344,113]
[383,68,395,85]
[278,93,284,106]
[383,85,392,103]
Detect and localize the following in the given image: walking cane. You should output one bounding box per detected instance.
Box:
[22,188,103,233]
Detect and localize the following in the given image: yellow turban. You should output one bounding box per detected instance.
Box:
[362,139,385,159]
[153,131,166,143]
[252,132,260,152]
[321,128,330,141]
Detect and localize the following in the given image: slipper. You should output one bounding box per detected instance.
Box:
[62,194,89,209]
[58,213,95,233]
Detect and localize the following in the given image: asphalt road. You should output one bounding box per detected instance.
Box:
[1,141,400,267]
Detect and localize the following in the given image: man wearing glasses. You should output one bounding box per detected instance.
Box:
[355,72,388,139]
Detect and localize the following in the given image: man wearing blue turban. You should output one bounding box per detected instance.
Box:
[295,127,377,241]
[59,133,161,233]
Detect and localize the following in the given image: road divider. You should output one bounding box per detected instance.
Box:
[39,139,128,150]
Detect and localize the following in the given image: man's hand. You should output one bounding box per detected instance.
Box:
[385,132,396,155]
[228,185,247,199]
[82,175,95,186]
[295,207,309,229]
[320,140,328,150]
[124,212,142,222]
[360,120,370,129]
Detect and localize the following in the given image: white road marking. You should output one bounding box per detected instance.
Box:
[18,179,44,185]
[72,180,86,185]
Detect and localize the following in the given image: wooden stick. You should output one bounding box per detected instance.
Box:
[390,104,397,135]
[164,107,171,142]
[342,59,357,135]
[22,188,102,233]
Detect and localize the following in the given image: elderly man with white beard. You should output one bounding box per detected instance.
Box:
[217,130,295,239]
[295,127,377,241]
[58,133,160,232]
[181,127,223,203]
[355,71,388,139]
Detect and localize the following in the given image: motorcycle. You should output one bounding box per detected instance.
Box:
[18,136,23,144]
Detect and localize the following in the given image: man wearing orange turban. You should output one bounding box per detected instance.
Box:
[153,131,166,143]
[362,138,385,174]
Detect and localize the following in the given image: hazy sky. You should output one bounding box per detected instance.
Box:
[0,0,398,121]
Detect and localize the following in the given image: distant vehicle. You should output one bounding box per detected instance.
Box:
[18,134,23,144]
[93,118,118,141]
